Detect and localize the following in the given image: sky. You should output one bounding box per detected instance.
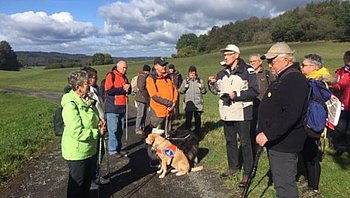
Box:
[0,0,323,57]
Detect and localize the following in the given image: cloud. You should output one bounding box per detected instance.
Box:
[0,11,96,45]
[0,0,324,57]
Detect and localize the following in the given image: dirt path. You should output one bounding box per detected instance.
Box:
[0,88,234,198]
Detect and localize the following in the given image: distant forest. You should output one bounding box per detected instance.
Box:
[176,0,350,57]
[16,51,155,68]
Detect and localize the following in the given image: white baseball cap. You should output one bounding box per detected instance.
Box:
[220,44,240,54]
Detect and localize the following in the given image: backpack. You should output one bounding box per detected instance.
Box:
[53,101,77,136]
[131,75,139,94]
[100,71,115,101]
[53,106,64,136]
[304,79,332,137]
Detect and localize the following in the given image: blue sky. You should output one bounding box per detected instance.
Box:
[0,0,323,57]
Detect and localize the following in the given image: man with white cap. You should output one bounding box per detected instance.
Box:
[208,44,259,187]
[256,42,309,197]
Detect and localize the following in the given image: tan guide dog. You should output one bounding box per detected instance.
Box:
[145,133,203,178]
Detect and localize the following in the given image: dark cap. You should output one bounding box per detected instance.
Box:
[188,65,197,73]
[143,64,151,71]
[154,57,168,66]
[168,64,175,69]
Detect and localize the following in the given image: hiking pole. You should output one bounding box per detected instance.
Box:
[241,146,263,198]
[103,136,114,198]
[165,113,169,138]
[125,95,128,157]
[97,135,103,198]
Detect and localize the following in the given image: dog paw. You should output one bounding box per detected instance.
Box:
[170,169,178,173]
[175,172,187,176]
[159,174,165,178]
[157,170,163,174]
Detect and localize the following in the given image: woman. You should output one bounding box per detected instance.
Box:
[61,70,106,198]
[179,65,207,136]
[300,53,335,197]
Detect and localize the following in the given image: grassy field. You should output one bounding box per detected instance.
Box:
[0,92,57,186]
[0,41,349,196]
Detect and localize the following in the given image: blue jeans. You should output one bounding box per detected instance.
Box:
[106,113,124,155]
[136,101,148,130]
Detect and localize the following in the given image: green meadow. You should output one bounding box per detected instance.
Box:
[0,41,349,196]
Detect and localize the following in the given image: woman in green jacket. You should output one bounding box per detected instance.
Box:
[61,70,106,198]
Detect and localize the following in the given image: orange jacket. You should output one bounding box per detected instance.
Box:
[146,73,178,117]
[104,70,130,113]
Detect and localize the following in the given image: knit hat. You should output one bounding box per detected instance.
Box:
[188,65,197,73]
[143,64,151,71]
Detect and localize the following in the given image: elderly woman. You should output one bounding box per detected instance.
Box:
[300,54,336,197]
[61,70,106,198]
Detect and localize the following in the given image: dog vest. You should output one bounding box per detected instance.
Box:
[157,144,177,158]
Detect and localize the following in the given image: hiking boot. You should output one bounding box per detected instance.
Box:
[302,188,321,198]
[239,175,249,188]
[220,169,238,178]
[90,181,99,191]
[94,176,110,185]
[135,129,143,135]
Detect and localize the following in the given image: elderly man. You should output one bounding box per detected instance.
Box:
[248,54,274,156]
[146,57,178,133]
[104,60,131,158]
[256,42,309,198]
[208,44,259,187]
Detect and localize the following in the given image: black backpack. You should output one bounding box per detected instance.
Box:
[100,71,115,101]
[53,101,77,136]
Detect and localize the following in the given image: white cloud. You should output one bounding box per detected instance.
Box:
[0,0,324,57]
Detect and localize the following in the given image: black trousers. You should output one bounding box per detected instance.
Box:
[268,149,299,198]
[185,110,201,134]
[66,155,97,198]
[223,120,253,176]
[302,137,321,190]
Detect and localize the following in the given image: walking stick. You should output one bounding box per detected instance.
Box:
[97,136,103,198]
[241,146,263,198]
[103,136,114,198]
[125,95,128,157]
[164,112,170,138]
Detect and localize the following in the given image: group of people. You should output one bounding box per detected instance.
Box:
[59,41,350,197]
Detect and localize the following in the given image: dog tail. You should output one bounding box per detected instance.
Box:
[191,165,204,172]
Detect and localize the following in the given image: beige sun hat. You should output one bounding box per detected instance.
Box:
[264,42,295,59]
[220,44,240,54]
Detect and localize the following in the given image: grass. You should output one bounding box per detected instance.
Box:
[0,41,350,196]
[0,91,57,186]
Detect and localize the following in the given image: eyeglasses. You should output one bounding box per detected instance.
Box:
[301,63,314,68]
[224,52,235,56]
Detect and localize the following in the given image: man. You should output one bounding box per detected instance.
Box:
[208,44,259,187]
[168,64,183,117]
[104,60,130,158]
[135,64,151,135]
[248,54,274,156]
[332,51,350,156]
[256,42,309,198]
[146,57,178,133]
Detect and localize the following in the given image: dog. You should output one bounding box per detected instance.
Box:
[145,133,203,178]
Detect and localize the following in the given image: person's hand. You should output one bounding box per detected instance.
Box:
[123,83,130,91]
[208,76,217,84]
[168,103,176,112]
[197,83,202,88]
[229,92,236,100]
[99,119,107,136]
[184,83,189,88]
[256,132,268,147]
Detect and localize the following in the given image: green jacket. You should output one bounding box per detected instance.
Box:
[61,90,100,160]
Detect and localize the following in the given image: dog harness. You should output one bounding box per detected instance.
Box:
[157,144,177,158]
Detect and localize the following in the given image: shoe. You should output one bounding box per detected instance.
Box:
[118,150,128,156]
[90,181,99,191]
[239,175,249,188]
[135,129,143,135]
[94,176,110,185]
[303,188,321,197]
[220,169,238,178]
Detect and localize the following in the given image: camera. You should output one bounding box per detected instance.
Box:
[220,93,232,106]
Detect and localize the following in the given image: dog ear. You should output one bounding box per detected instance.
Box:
[147,133,156,145]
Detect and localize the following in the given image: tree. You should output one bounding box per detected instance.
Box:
[104,53,113,64]
[176,33,199,57]
[91,53,105,65]
[0,41,22,71]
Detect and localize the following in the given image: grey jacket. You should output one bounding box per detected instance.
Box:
[135,72,150,104]
[179,77,207,111]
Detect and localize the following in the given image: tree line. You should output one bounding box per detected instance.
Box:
[175,0,350,57]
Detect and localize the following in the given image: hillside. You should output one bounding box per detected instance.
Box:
[16,51,156,66]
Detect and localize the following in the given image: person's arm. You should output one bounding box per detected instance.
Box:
[146,77,173,107]
[62,101,98,141]
[105,72,126,95]
[137,74,146,92]
[199,79,207,94]
[179,80,188,94]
